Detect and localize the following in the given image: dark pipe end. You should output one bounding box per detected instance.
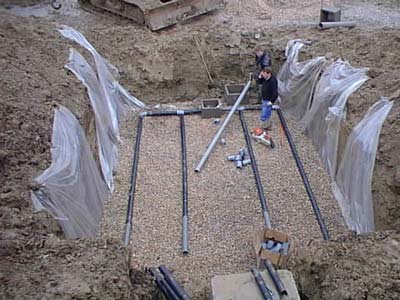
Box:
[182,250,189,255]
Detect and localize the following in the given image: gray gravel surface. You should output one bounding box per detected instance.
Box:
[101,103,346,299]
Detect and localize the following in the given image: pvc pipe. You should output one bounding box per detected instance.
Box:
[123,115,144,245]
[238,110,272,229]
[276,108,330,240]
[264,260,287,295]
[318,21,356,29]
[195,80,252,172]
[159,265,191,300]
[250,268,273,300]
[149,267,180,300]
[179,114,189,255]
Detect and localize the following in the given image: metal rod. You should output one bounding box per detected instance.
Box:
[319,21,356,29]
[264,260,287,295]
[238,110,272,228]
[159,265,191,300]
[195,80,252,172]
[149,267,181,300]
[179,114,189,255]
[250,268,273,300]
[123,115,144,245]
[276,108,330,240]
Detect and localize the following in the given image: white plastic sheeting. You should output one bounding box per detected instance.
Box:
[277,40,326,122]
[58,25,146,191]
[301,60,369,178]
[31,106,109,238]
[333,98,393,233]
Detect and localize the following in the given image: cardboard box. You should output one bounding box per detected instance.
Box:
[253,228,292,268]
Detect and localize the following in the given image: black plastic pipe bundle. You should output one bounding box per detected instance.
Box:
[276,108,330,240]
[250,268,273,300]
[123,115,144,245]
[179,114,189,254]
[158,265,190,300]
[238,110,272,228]
[149,267,181,300]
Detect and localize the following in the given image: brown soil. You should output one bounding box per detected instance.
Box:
[293,231,400,300]
[0,0,399,299]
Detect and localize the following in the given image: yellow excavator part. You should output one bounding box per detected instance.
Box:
[86,0,223,31]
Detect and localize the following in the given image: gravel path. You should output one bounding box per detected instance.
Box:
[101,103,346,299]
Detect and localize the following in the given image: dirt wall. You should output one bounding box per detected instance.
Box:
[0,12,155,299]
[293,231,400,299]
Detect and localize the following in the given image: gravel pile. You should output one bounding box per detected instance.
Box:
[101,102,346,299]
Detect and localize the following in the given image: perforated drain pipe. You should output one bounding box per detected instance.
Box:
[123,115,144,246]
[238,110,272,229]
[276,108,330,240]
[179,113,189,255]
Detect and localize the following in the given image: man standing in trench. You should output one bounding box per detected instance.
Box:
[257,67,278,129]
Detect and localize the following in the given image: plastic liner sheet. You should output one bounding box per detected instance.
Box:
[58,25,146,191]
[301,60,369,178]
[31,106,110,238]
[65,49,119,192]
[333,98,393,233]
[277,40,325,122]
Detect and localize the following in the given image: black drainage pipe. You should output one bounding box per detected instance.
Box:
[264,260,287,296]
[276,108,330,240]
[143,108,201,117]
[143,105,262,118]
[251,268,273,300]
[179,114,189,255]
[149,267,180,300]
[238,110,272,229]
[123,115,144,245]
[159,265,191,300]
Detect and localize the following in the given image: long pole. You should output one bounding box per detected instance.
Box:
[276,108,330,240]
[179,114,189,254]
[123,115,144,245]
[195,80,251,172]
[238,110,272,228]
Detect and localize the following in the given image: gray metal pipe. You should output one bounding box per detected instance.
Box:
[123,115,144,245]
[238,110,272,229]
[318,21,356,29]
[195,80,252,172]
[179,114,189,255]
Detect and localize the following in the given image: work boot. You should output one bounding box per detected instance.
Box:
[262,119,273,131]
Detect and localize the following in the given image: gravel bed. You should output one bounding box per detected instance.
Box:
[100,102,346,299]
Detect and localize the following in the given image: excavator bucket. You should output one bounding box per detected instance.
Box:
[86,0,223,31]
